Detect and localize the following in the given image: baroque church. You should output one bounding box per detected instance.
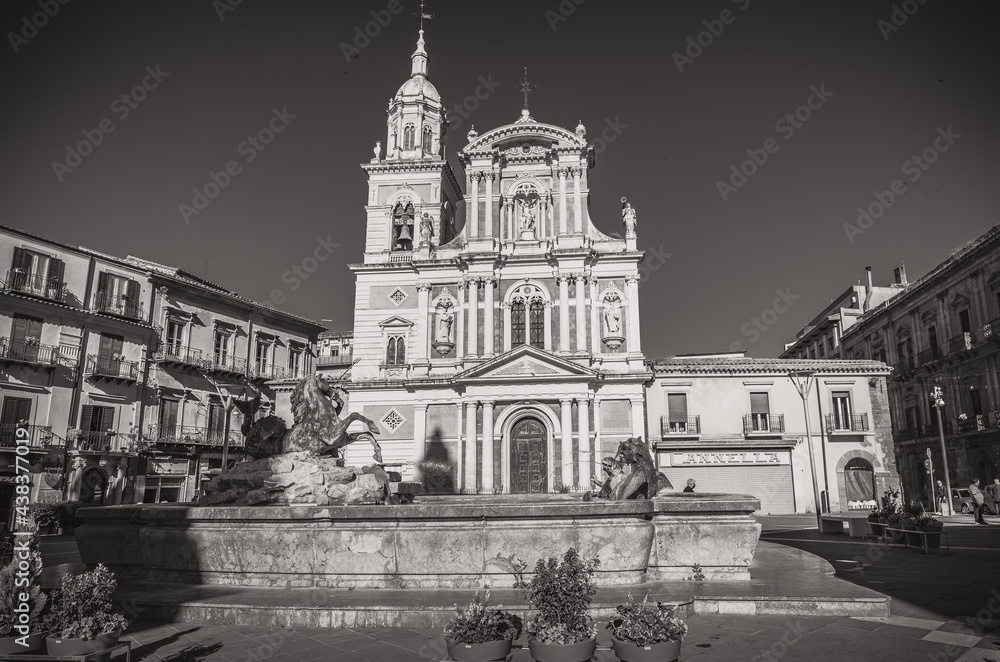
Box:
[340,29,648,494]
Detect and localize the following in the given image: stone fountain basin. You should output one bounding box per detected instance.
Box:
[74,493,761,589]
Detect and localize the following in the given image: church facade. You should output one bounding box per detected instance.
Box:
[341,31,649,493]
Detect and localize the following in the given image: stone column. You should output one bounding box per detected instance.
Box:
[543,302,553,351]
[503,302,511,352]
[560,399,573,489]
[485,171,495,238]
[574,274,586,354]
[630,398,645,438]
[482,400,495,492]
[572,168,583,234]
[577,398,590,491]
[416,283,431,360]
[465,401,478,493]
[590,277,601,355]
[626,275,641,352]
[558,169,568,235]
[467,277,479,357]
[455,403,464,492]
[484,276,496,357]
[558,274,570,353]
[469,172,481,239]
[412,403,427,481]
[456,279,465,359]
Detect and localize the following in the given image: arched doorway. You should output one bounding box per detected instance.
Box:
[510,417,547,494]
[80,468,108,504]
[844,458,875,504]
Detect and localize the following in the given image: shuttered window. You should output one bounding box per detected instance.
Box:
[750,393,770,414]
[80,405,114,433]
[667,394,688,423]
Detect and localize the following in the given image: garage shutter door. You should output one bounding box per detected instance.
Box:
[661,465,795,514]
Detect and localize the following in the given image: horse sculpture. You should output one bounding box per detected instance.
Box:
[587,436,671,501]
[284,374,383,463]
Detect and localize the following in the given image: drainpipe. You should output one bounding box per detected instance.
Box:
[815,381,830,512]
[864,266,873,312]
[68,256,97,428]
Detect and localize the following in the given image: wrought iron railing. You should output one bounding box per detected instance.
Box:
[895,427,920,441]
[3,270,68,302]
[91,291,146,321]
[317,354,353,367]
[916,346,942,365]
[0,339,61,366]
[983,319,1000,341]
[74,431,138,453]
[743,414,784,435]
[201,354,248,375]
[155,344,203,366]
[893,356,916,372]
[85,354,140,380]
[0,424,59,448]
[948,332,974,353]
[146,424,244,447]
[660,416,701,436]
[825,413,869,433]
[957,415,987,433]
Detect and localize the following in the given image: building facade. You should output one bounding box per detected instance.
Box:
[840,226,1000,506]
[341,30,649,493]
[646,354,896,514]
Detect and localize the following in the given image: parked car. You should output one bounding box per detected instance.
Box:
[951,488,996,515]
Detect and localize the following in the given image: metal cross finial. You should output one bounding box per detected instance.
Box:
[515,67,537,110]
[415,0,433,31]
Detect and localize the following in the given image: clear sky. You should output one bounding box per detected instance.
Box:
[2,0,998,358]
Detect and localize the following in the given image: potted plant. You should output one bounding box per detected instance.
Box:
[29,502,60,535]
[915,513,944,549]
[0,534,48,653]
[607,593,687,662]
[901,502,924,547]
[523,548,600,662]
[443,591,523,661]
[867,503,884,536]
[42,564,130,661]
[55,501,84,535]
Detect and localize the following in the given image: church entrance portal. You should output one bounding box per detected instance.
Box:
[510,417,547,494]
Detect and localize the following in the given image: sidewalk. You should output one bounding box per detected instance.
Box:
[35,515,1000,661]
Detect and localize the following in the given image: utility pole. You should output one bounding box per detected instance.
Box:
[932,386,953,516]
[790,370,823,530]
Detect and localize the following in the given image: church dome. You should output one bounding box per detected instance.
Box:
[394,75,439,103]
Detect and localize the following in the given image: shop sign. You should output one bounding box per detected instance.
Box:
[669,451,790,466]
[150,459,190,475]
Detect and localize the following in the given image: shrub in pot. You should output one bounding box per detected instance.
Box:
[0,535,48,653]
[608,593,687,662]
[54,501,84,533]
[523,548,600,662]
[28,502,59,534]
[443,591,522,661]
[42,564,130,661]
[885,511,906,542]
[915,514,944,549]
[902,502,924,546]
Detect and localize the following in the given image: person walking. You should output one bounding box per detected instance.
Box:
[988,479,1000,518]
[970,479,988,525]
[683,479,696,493]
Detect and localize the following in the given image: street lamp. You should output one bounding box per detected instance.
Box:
[932,386,953,516]
[790,370,823,531]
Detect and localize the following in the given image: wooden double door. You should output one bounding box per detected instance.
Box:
[510,417,548,494]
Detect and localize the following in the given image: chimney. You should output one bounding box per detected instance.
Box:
[894,265,907,286]
[864,266,873,312]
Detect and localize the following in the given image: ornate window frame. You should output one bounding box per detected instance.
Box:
[503,281,550,351]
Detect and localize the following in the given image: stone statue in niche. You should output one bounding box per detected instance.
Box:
[621,197,637,237]
[518,198,537,235]
[603,294,622,335]
[436,305,454,343]
[419,212,434,246]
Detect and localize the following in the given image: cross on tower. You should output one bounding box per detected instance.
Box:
[415,0,433,31]
[515,67,537,111]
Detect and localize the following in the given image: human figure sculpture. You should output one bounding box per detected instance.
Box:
[622,199,637,236]
[436,307,454,343]
[518,199,537,234]
[604,297,622,335]
[419,213,434,246]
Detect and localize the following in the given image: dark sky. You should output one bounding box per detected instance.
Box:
[3,1,998,358]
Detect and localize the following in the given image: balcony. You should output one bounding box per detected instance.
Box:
[895,427,920,442]
[146,424,244,448]
[825,413,870,434]
[85,354,140,382]
[660,416,701,437]
[269,366,309,381]
[957,415,987,434]
[317,354,353,367]
[0,338,62,368]
[916,346,942,366]
[948,332,975,354]
[91,291,146,322]
[74,431,137,453]
[893,356,916,373]
[155,344,203,368]
[3,270,68,303]
[983,319,1000,342]
[202,354,248,377]
[743,414,784,435]
[923,420,952,437]
[0,424,60,449]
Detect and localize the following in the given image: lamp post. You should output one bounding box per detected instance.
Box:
[790,370,823,531]
[932,386,953,516]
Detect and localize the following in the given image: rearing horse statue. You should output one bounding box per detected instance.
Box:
[284,375,383,463]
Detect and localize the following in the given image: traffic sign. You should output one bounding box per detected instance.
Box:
[926,447,932,459]
[924,458,933,471]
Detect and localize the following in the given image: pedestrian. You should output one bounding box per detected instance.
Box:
[970,479,988,525]
[989,479,1000,517]
[936,480,946,513]
[683,479,695,493]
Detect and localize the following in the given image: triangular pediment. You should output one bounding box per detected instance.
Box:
[456,345,596,383]
[378,315,414,328]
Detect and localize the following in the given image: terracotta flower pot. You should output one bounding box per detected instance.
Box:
[446,638,513,661]
[0,631,47,654]
[528,637,597,662]
[46,629,121,662]
[612,636,682,662]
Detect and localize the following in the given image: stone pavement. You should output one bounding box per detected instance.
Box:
[36,513,1000,662]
